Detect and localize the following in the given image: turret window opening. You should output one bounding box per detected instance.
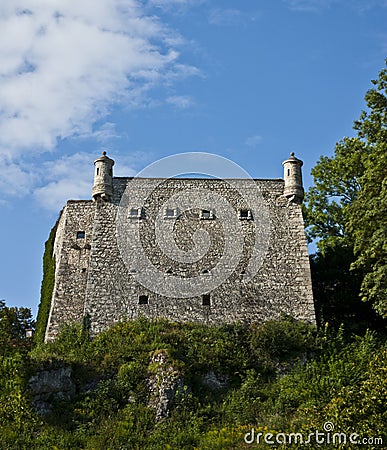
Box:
[287,169,290,176]
[77,231,85,239]
[96,168,100,175]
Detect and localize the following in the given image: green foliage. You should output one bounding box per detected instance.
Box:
[0,317,385,449]
[0,300,35,355]
[322,347,387,439]
[35,217,59,344]
[249,316,316,372]
[348,63,387,317]
[303,136,364,248]
[304,59,387,318]
[310,242,383,331]
[0,353,35,432]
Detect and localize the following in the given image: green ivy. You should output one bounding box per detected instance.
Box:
[34,214,60,344]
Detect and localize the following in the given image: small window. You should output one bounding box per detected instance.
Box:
[109,168,113,176]
[200,209,215,220]
[129,207,145,219]
[239,209,252,220]
[77,231,85,239]
[287,169,290,176]
[96,167,100,175]
[166,268,173,274]
[139,295,148,305]
[202,294,210,306]
[164,207,179,219]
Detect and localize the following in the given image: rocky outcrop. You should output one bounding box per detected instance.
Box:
[29,366,75,415]
[147,350,184,422]
[202,370,228,390]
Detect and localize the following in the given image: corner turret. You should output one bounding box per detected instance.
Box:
[92,151,115,201]
[282,152,304,204]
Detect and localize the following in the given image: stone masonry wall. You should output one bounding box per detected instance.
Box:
[83,178,315,335]
[45,201,96,341]
[45,177,315,341]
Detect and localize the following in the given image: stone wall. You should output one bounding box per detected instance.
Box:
[45,201,96,341]
[45,177,315,341]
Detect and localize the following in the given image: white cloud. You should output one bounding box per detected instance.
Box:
[80,122,121,143]
[245,135,263,147]
[0,160,36,197]
[284,0,387,12]
[208,8,253,26]
[32,150,150,211]
[33,152,95,210]
[34,178,92,212]
[166,95,194,109]
[284,0,333,12]
[0,1,192,157]
[148,0,205,11]
[0,0,199,204]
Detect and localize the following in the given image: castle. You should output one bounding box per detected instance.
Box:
[43,152,315,341]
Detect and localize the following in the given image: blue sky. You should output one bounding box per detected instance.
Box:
[0,0,386,316]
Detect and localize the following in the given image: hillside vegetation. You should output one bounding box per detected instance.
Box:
[0,315,386,450]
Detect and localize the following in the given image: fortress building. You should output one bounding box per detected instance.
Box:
[42,152,315,341]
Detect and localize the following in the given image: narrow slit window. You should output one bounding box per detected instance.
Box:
[139,295,148,305]
[77,231,85,239]
[96,168,100,175]
[202,294,210,306]
[287,169,290,176]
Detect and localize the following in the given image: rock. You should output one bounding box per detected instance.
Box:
[147,350,184,422]
[29,366,75,415]
[202,370,227,390]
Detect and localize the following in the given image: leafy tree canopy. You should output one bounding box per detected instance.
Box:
[0,300,35,354]
[304,59,387,318]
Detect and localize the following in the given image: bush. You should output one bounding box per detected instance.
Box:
[249,316,316,371]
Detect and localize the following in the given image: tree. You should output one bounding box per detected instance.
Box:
[304,59,387,319]
[0,300,35,354]
[348,66,387,318]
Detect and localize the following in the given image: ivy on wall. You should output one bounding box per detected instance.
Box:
[34,215,60,344]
